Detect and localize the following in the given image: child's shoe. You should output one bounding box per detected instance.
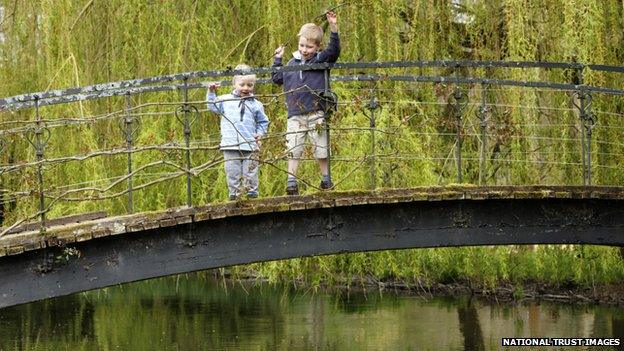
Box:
[247,192,258,199]
[286,183,299,196]
[320,179,334,190]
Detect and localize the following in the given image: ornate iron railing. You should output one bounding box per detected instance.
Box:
[1,60,623,235]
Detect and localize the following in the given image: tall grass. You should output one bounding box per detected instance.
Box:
[239,245,624,292]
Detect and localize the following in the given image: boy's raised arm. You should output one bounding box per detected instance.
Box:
[318,11,340,63]
[205,83,223,114]
[271,45,285,85]
[327,11,338,33]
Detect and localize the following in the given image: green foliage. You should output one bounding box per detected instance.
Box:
[240,246,624,291]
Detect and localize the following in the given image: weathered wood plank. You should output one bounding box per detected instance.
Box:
[0,211,107,235]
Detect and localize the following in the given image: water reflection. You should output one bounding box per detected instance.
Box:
[0,275,622,350]
[614,315,624,351]
[457,299,485,350]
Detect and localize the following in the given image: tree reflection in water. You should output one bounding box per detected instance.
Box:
[457,298,485,350]
[0,275,622,350]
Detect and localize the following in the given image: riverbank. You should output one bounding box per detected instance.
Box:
[225,274,624,307]
[221,245,624,306]
[390,280,624,306]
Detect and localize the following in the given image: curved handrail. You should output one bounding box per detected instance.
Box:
[2,60,623,110]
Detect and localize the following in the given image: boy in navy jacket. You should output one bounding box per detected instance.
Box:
[272,11,340,195]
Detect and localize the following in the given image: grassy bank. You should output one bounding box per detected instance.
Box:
[224,246,624,299]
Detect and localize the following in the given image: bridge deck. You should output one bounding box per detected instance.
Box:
[2,185,623,257]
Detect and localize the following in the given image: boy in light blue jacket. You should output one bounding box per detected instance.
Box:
[206,64,270,200]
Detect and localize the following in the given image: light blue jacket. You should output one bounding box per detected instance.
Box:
[206,90,270,151]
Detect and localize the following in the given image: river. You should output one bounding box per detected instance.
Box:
[0,274,622,350]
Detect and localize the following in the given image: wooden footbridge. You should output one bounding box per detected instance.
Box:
[1,61,623,308]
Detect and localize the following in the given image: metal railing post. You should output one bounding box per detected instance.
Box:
[452,85,467,184]
[585,99,595,186]
[572,66,596,186]
[27,96,50,234]
[323,66,332,183]
[182,78,193,207]
[35,98,45,233]
[576,67,587,186]
[478,84,489,185]
[366,88,379,190]
[578,89,588,186]
[175,77,197,207]
[123,93,134,213]
[577,88,596,186]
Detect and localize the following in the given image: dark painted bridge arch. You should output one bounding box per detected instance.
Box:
[1,186,623,308]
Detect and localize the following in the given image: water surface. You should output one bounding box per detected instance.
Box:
[0,275,622,350]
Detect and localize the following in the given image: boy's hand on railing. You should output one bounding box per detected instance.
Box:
[274,45,285,59]
[208,82,220,92]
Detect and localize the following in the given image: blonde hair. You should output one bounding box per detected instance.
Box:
[232,64,256,85]
[297,23,324,46]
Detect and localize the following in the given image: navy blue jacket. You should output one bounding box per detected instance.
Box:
[272,32,340,117]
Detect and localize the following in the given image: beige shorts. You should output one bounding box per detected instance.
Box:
[286,111,328,159]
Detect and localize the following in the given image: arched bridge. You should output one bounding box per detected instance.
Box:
[1,60,624,308]
[1,186,624,308]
